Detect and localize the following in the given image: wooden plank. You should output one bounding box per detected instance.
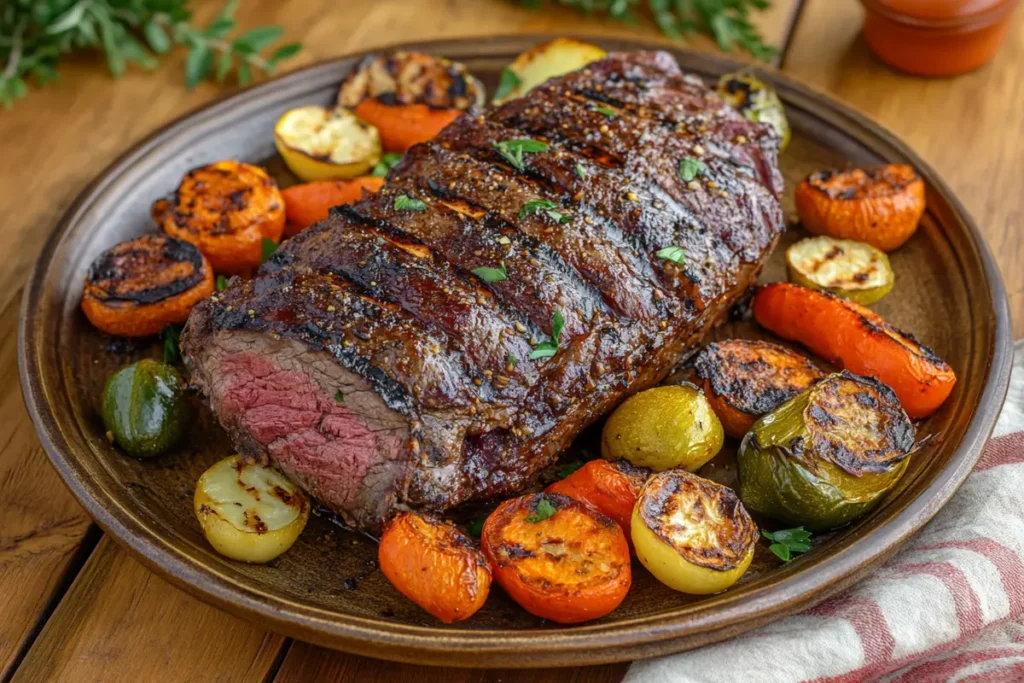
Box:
[782,2,1024,338]
[10,537,286,683]
[272,641,630,683]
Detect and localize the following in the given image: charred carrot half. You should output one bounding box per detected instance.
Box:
[794,165,925,252]
[378,511,491,624]
[752,283,956,419]
[353,97,462,152]
[546,459,650,540]
[281,177,385,237]
[81,234,214,337]
[152,161,285,275]
[481,493,631,624]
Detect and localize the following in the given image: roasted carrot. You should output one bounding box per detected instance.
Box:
[794,165,925,252]
[752,283,956,419]
[481,493,631,624]
[81,234,214,337]
[692,340,824,438]
[378,511,491,624]
[546,459,650,539]
[353,97,462,152]
[281,177,385,237]
[152,161,285,275]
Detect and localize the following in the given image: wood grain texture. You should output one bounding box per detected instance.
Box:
[783,1,1024,338]
[10,537,286,683]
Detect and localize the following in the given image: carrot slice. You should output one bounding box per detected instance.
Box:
[378,511,491,624]
[81,234,214,337]
[752,283,956,419]
[545,459,650,540]
[353,97,462,152]
[481,493,631,624]
[281,177,385,237]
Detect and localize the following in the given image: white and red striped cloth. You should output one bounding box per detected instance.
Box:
[627,341,1023,683]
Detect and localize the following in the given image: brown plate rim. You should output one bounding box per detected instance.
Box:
[18,34,1014,668]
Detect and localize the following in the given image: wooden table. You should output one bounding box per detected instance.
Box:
[2,1,1021,681]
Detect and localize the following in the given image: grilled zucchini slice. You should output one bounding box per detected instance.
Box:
[786,236,895,305]
[274,105,381,182]
[494,38,607,104]
[717,72,791,151]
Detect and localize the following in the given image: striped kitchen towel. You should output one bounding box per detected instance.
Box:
[627,341,1024,683]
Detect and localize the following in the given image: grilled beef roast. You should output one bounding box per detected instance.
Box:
[182,51,785,532]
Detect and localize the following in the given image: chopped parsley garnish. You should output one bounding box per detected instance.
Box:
[679,156,707,182]
[464,514,488,538]
[656,245,686,265]
[260,238,278,263]
[575,163,587,180]
[394,194,426,211]
[494,67,522,101]
[529,310,564,360]
[371,152,403,177]
[215,274,228,291]
[525,497,557,523]
[554,459,585,479]
[334,390,345,403]
[519,199,570,224]
[472,262,508,283]
[491,138,550,171]
[161,325,181,365]
[593,105,617,118]
[763,527,812,562]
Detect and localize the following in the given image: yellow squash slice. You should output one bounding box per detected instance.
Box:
[786,235,895,305]
[274,105,381,182]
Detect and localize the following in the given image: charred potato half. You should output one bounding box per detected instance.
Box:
[494,38,607,104]
[632,470,758,594]
[337,51,485,110]
[274,105,382,182]
[692,340,824,439]
[738,372,915,531]
[786,236,895,304]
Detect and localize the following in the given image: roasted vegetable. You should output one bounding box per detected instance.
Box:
[753,283,956,419]
[274,105,382,182]
[602,384,724,472]
[81,234,214,337]
[281,177,385,237]
[352,98,462,153]
[379,511,491,623]
[153,161,286,275]
[632,469,758,595]
[337,52,485,110]
[738,372,915,530]
[692,340,823,439]
[481,493,630,624]
[786,236,894,305]
[101,359,189,458]
[194,455,309,563]
[717,72,791,151]
[546,459,651,538]
[794,165,926,251]
[493,38,607,104]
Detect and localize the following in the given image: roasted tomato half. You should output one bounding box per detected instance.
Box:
[632,469,758,595]
[738,371,915,530]
[546,459,651,539]
[692,340,823,439]
[481,493,631,624]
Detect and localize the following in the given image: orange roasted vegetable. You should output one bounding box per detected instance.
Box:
[81,234,214,337]
[752,283,956,419]
[481,493,631,624]
[378,511,491,624]
[152,161,285,275]
[281,177,385,237]
[692,340,824,439]
[353,98,462,152]
[794,165,925,251]
[546,459,650,538]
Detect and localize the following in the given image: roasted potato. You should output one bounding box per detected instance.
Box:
[81,234,214,337]
[337,52,485,110]
[692,340,823,439]
[717,72,791,151]
[602,384,724,472]
[379,511,491,623]
[274,105,382,182]
[102,359,189,458]
[737,372,915,530]
[481,493,630,624]
[546,459,651,539]
[153,161,286,275]
[632,469,758,595]
[194,456,309,563]
[794,165,926,251]
[493,38,607,104]
[786,236,894,305]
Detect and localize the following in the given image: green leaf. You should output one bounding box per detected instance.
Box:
[232,25,284,53]
[220,0,243,19]
[593,104,617,118]
[519,199,569,224]
[550,310,565,343]
[204,16,236,39]
[679,156,706,182]
[525,497,557,523]
[215,275,228,291]
[335,389,345,403]
[575,163,587,180]
[769,542,791,562]
[491,138,549,171]
[144,22,171,54]
[472,262,508,283]
[763,527,813,562]
[185,42,212,90]
[464,514,488,539]
[656,245,686,264]
[394,195,426,212]
[162,325,182,365]
[236,60,252,86]
[269,42,302,64]
[493,67,522,101]
[529,310,564,359]
[371,152,403,177]
[261,238,278,263]
[214,51,232,83]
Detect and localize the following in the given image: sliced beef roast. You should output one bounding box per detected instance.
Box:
[181,51,785,532]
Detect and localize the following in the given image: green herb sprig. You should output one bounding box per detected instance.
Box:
[525,497,557,523]
[394,194,426,211]
[656,245,686,264]
[530,310,565,360]
[161,324,182,364]
[519,199,569,224]
[493,67,522,101]
[472,262,508,283]
[371,152,403,178]
[679,157,707,182]
[491,138,550,171]
[763,527,812,562]
[260,237,278,263]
